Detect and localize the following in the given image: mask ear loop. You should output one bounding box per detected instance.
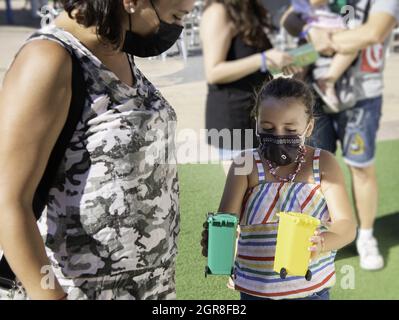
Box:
[149,0,162,23]
[255,118,260,137]
[300,121,311,141]
[128,13,132,31]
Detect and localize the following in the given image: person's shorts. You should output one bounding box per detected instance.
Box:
[308,96,382,168]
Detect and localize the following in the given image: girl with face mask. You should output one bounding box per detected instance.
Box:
[201,77,357,300]
[0,0,194,300]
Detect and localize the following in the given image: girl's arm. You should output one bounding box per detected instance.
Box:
[200,3,294,85]
[0,40,72,299]
[310,150,357,258]
[201,154,249,258]
[218,154,250,216]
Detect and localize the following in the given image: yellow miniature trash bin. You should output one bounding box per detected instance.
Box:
[273,212,321,281]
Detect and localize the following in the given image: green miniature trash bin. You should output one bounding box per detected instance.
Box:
[205,213,238,277]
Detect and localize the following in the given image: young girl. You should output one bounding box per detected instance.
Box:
[202,77,356,300]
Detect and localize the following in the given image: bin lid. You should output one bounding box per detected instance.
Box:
[208,213,238,226]
[277,212,321,226]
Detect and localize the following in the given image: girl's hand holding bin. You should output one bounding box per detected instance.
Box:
[201,221,209,258]
[203,213,238,277]
[309,230,326,261]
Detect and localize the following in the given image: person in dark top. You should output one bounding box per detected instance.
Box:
[200,0,302,172]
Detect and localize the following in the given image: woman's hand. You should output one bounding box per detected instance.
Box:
[265,48,294,71]
[309,230,325,261]
[282,65,303,76]
[201,221,209,257]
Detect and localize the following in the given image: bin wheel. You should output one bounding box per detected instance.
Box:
[280,268,287,279]
[305,269,312,281]
[205,266,211,278]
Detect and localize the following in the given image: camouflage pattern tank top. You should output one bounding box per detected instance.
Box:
[30,26,179,279]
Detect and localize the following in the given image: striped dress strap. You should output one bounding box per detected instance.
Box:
[253,149,266,183]
[313,148,321,185]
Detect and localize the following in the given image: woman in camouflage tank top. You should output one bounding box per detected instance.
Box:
[0,0,194,300]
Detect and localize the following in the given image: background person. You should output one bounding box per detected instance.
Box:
[200,0,301,174]
[282,0,399,271]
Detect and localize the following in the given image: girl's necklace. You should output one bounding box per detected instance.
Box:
[265,146,307,183]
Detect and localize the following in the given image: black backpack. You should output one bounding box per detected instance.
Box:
[0,50,87,283]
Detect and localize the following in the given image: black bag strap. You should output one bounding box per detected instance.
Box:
[0,52,87,282]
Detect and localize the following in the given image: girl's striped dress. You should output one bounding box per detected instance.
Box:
[233,148,336,299]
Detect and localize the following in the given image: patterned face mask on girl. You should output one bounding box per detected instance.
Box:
[256,122,310,166]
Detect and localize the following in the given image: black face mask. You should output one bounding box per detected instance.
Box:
[257,133,303,166]
[122,1,184,58]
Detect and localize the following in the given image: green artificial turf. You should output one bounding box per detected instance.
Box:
[175,139,399,300]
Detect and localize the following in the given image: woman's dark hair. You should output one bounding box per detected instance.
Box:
[204,0,273,49]
[61,0,124,48]
[252,77,315,120]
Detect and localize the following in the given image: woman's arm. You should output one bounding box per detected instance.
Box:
[310,151,357,258]
[200,3,294,85]
[0,40,72,299]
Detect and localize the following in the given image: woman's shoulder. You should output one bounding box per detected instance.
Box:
[2,39,73,115]
[202,2,236,34]
[10,39,72,82]
[21,36,70,57]
[203,2,228,15]
[18,39,72,81]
